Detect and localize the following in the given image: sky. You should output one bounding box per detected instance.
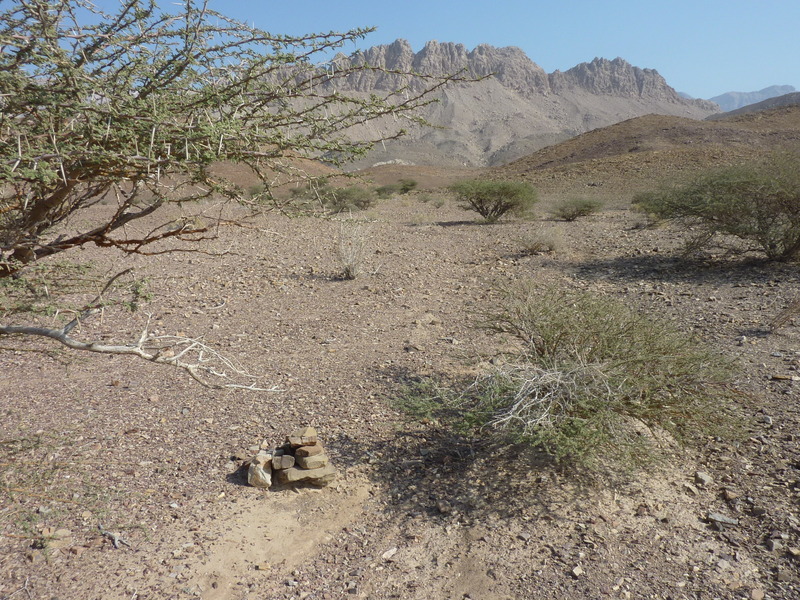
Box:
[92,0,799,99]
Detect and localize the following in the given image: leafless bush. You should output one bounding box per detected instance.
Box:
[335,220,371,279]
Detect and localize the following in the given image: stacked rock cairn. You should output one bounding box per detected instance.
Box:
[247,426,337,489]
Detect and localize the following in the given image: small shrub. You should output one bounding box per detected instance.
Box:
[551,197,603,221]
[375,179,418,198]
[468,284,737,464]
[520,226,563,255]
[375,184,401,199]
[247,183,266,199]
[335,220,370,279]
[450,179,538,223]
[325,186,375,213]
[398,178,418,194]
[771,294,800,331]
[634,154,800,260]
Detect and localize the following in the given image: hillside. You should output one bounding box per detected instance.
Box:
[493,104,800,195]
[328,40,719,169]
[709,85,796,112]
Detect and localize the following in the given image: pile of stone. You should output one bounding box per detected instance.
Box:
[247,426,337,489]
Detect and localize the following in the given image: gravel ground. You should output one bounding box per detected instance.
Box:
[2,184,799,600]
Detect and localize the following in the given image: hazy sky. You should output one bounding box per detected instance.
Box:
[88,0,799,99]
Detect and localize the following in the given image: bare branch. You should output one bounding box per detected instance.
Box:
[0,319,280,391]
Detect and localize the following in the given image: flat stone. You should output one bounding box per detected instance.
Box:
[297,454,329,470]
[287,426,318,448]
[295,443,324,457]
[275,464,337,487]
[272,455,296,470]
[707,512,739,527]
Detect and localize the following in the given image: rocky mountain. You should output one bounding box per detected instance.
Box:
[709,85,796,112]
[329,40,719,168]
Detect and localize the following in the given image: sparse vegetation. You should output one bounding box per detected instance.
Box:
[375,179,418,198]
[551,197,603,221]
[770,294,800,331]
[325,186,376,213]
[290,182,375,213]
[519,226,563,255]
[450,179,538,223]
[335,220,371,279]
[397,284,738,467]
[634,154,800,260]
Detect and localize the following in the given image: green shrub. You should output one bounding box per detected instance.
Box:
[375,184,401,199]
[634,154,800,260]
[398,178,418,194]
[449,179,538,223]
[551,197,603,221]
[396,284,738,468]
[325,186,375,212]
[375,178,418,199]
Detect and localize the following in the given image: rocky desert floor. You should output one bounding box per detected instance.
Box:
[2,177,800,600]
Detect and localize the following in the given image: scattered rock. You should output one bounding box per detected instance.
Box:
[766,539,783,552]
[707,512,739,527]
[683,482,700,496]
[695,471,714,487]
[722,488,740,501]
[571,565,584,578]
[750,589,765,600]
[381,547,398,561]
[757,414,773,426]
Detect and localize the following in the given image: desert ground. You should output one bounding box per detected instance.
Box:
[2,110,800,600]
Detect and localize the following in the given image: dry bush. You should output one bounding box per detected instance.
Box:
[335,220,371,280]
[771,294,800,331]
[519,226,563,255]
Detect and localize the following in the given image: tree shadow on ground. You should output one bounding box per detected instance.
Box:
[574,253,800,287]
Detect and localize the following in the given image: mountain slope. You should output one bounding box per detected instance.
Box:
[491,105,800,196]
[330,40,719,168]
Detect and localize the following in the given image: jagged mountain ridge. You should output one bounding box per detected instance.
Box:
[329,40,719,168]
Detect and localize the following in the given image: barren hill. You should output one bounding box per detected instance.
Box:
[331,40,719,169]
[491,104,800,196]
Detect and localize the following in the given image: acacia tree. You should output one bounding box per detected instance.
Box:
[0,0,457,385]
